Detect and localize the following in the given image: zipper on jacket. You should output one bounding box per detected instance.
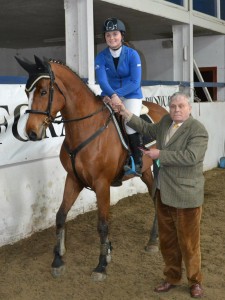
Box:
[119,77,122,87]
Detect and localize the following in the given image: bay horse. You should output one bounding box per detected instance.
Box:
[16,56,168,281]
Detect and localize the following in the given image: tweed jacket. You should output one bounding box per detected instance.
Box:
[127,113,209,208]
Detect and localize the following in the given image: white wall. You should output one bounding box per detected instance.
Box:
[192,102,225,169]
[132,39,173,81]
[0,47,65,77]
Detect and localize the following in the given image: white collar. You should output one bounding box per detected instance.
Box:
[109,46,122,58]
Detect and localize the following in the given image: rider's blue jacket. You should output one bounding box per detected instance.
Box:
[95,45,143,99]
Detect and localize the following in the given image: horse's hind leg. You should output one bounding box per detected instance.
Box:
[51,174,82,278]
[141,168,159,253]
[91,182,112,281]
[144,204,159,253]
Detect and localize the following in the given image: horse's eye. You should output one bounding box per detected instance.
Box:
[40,90,47,96]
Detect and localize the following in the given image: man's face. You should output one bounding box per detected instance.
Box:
[169,95,192,123]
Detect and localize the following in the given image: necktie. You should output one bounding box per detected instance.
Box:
[165,123,179,144]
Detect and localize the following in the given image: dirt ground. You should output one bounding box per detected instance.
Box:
[0,168,225,300]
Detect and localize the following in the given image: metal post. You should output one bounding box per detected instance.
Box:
[217,0,221,19]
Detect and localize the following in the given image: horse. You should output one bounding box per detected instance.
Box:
[16,56,168,281]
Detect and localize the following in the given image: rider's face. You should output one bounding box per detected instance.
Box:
[105,31,122,50]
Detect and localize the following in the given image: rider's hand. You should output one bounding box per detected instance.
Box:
[110,94,122,112]
[111,94,122,105]
[103,96,111,104]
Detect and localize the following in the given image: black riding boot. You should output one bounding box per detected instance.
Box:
[124,133,143,177]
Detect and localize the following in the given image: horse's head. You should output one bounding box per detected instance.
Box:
[15,56,65,141]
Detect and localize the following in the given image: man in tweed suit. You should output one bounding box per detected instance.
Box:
[111,92,208,298]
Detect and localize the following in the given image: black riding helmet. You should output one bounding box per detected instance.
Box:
[103,17,126,33]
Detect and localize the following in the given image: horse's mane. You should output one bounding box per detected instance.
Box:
[48,58,100,99]
[48,58,78,76]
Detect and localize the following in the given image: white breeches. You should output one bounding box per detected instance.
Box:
[122,98,142,134]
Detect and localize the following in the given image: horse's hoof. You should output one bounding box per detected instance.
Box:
[91,271,107,281]
[51,265,66,278]
[144,244,159,253]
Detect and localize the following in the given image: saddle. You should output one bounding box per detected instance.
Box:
[105,103,155,186]
[108,103,155,151]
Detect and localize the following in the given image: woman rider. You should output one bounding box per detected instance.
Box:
[95,17,143,176]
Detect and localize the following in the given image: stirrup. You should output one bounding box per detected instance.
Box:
[124,157,142,177]
[134,164,142,177]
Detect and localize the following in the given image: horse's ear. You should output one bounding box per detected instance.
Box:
[34,55,46,70]
[15,56,33,73]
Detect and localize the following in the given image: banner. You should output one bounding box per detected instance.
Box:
[0,85,64,166]
[0,84,179,167]
[142,85,179,107]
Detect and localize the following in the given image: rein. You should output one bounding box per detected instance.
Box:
[53,105,107,124]
[63,107,113,189]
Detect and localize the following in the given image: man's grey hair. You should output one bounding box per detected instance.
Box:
[168,92,191,106]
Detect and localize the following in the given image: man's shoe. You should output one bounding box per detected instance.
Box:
[190,284,204,298]
[154,281,176,293]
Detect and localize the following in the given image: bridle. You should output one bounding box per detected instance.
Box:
[26,62,109,126]
[26,63,56,125]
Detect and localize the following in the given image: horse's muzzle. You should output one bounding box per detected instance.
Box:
[27,130,39,141]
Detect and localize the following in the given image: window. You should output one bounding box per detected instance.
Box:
[194,67,217,102]
[193,0,216,17]
[165,0,184,5]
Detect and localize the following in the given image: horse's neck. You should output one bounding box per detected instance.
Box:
[55,66,99,118]
[62,87,102,147]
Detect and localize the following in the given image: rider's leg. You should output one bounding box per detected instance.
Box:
[124,132,143,176]
[122,98,143,176]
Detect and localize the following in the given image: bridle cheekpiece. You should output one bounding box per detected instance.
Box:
[15,55,56,121]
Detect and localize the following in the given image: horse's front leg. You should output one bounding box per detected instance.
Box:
[91,182,112,281]
[51,174,83,277]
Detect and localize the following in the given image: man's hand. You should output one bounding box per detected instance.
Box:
[141,148,160,159]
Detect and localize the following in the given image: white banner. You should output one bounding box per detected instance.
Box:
[0,84,179,167]
[142,85,179,106]
[0,85,64,166]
